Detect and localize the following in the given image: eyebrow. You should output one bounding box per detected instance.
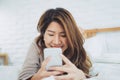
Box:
[47,30,55,33]
[47,30,65,34]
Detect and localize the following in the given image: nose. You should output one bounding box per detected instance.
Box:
[53,35,61,45]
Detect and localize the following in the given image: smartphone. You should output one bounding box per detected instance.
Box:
[44,48,62,70]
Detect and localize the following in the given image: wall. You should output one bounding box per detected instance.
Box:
[0,0,120,65]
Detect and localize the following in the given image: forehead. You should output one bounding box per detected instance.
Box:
[46,22,65,32]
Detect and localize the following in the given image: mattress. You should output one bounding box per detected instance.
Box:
[0,63,120,80]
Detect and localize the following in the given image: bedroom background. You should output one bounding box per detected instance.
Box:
[0,0,120,80]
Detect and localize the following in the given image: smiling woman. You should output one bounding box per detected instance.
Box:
[18,8,96,80]
[44,22,68,52]
[0,0,120,80]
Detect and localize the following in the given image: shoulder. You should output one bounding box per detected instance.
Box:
[27,38,41,55]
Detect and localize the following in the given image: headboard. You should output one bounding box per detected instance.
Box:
[0,53,8,65]
[83,27,120,39]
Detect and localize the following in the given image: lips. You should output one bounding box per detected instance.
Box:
[52,46,62,48]
[50,45,63,48]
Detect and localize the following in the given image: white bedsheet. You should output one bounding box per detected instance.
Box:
[94,63,120,80]
[0,65,21,80]
[0,63,120,80]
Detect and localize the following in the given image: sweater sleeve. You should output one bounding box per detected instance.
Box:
[18,41,43,80]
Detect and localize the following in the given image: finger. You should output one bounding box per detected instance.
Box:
[44,71,63,77]
[48,66,70,73]
[49,71,63,76]
[60,54,72,65]
[41,56,51,69]
[54,74,71,80]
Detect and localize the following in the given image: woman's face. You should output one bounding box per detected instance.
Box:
[44,21,68,52]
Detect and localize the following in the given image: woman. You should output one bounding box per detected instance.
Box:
[18,8,93,80]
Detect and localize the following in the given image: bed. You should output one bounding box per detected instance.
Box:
[0,27,120,80]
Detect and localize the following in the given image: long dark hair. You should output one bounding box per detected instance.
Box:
[36,8,92,74]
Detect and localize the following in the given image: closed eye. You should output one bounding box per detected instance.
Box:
[60,33,66,37]
[48,34,54,36]
[61,34,66,37]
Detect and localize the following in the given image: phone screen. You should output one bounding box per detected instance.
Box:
[44,48,62,70]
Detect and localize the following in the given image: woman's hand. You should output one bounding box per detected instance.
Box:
[48,54,86,80]
[31,56,62,80]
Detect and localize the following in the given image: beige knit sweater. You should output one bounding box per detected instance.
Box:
[18,41,98,80]
[18,41,43,80]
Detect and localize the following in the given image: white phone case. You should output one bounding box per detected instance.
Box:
[44,48,62,70]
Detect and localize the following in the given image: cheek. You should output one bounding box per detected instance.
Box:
[63,39,68,46]
[44,38,50,48]
[44,35,53,46]
[62,39,68,52]
[44,36,50,43]
[45,39,51,44]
